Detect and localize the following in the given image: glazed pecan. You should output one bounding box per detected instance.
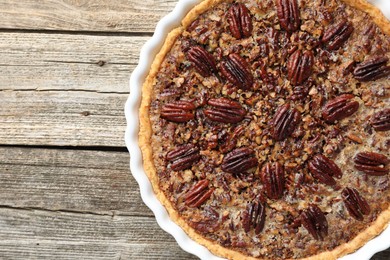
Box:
[308,154,342,186]
[300,205,328,240]
[272,103,301,141]
[220,53,254,90]
[354,152,389,176]
[221,147,258,174]
[242,199,266,234]
[353,56,390,82]
[161,100,196,123]
[204,98,246,123]
[276,0,300,32]
[287,49,314,86]
[342,187,370,221]
[166,144,201,171]
[370,109,390,131]
[227,3,253,39]
[187,46,217,77]
[321,20,353,50]
[184,179,214,207]
[261,162,285,199]
[322,94,359,123]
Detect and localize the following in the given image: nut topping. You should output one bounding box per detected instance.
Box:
[276,0,300,32]
[261,162,285,199]
[300,205,328,240]
[321,20,354,50]
[353,56,390,82]
[204,98,246,123]
[187,46,217,77]
[342,187,370,221]
[272,103,301,141]
[166,144,201,171]
[242,199,266,234]
[161,100,196,123]
[308,154,342,186]
[220,53,254,90]
[184,179,214,207]
[322,94,359,123]
[354,152,389,176]
[287,49,314,86]
[221,147,258,174]
[370,109,390,131]
[227,3,253,39]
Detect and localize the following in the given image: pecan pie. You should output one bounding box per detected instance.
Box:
[139,0,390,258]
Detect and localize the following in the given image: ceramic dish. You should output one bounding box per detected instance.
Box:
[125,0,390,259]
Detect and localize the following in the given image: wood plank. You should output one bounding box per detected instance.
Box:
[0,0,178,33]
[0,32,148,93]
[0,207,197,259]
[0,147,147,215]
[0,91,126,147]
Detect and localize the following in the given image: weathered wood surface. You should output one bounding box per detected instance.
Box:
[0,0,178,33]
[0,0,388,259]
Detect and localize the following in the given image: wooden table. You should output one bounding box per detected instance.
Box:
[0,1,388,259]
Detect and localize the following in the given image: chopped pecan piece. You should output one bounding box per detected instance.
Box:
[353,56,390,82]
[184,179,214,207]
[261,162,285,199]
[300,205,328,240]
[287,49,314,86]
[227,3,253,39]
[370,109,390,131]
[276,0,300,32]
[342,187,370,221]
[204,98,246,123]
[166,144,201,171]
[272,103,301,141]
[161,100,196,123]
[308,154,342,186]
[221,147,258,174]
[220,53,254,90]
[242,199,266,234]
[322,94,359,123]
[322,20,354,50]
[354,152,389,176]
[187,46,217,77]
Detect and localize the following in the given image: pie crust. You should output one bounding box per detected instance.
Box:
[139,0,390,259]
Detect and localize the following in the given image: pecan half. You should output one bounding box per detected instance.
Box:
[287,49,314,86]
[220,53,254,90]
[221,147,258,174]
[204,98,246,123]
[187,46,217,77]
[300,205,328,240]
[322,94,359,123]
[354,152,389,176]
[161,100,196,123]
[272,103,301,141]
[166,144,201,171]
[370,109,390,131]
[353,56,390,82]
[184,179,214,207]
[242,199,266,234]
[321,20,353,50]
[308,154,342,186]
[342,187,370,221]
[276,0,300,32]
[227,3,253,39]
[261,162,285,199]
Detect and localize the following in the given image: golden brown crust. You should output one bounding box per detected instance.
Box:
[138,0,390,259]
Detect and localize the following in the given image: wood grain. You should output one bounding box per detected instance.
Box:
[0,207,197,259]
[0,91,126,147]
[0,32,149,93]
[0,0,178,33]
